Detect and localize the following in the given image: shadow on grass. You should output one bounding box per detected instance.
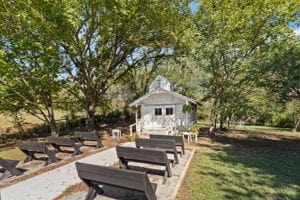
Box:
[194,132,300,200]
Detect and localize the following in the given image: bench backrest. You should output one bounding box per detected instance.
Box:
[48,137,73,146]
[136,138,176,151]
[75,162,156,200]
[18,142,46,153]
[149,134,183,145]
[74,131,99,141]
[116,146,168,165]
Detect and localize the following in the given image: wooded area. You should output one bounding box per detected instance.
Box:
[0,0,299,136]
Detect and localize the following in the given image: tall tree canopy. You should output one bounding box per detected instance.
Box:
[52,0,184,129]
[0,0,63,136]
[188,0,299,131]
[0,0,187,131]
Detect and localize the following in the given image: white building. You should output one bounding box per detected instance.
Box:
[130,75,197,134]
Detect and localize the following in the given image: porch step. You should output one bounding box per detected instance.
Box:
[140,128,171,137]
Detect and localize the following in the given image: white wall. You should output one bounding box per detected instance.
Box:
[137,92,195,131]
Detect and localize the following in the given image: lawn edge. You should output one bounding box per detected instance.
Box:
[170,148,195,200]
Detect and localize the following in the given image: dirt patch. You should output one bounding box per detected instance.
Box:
[188,129,300,154]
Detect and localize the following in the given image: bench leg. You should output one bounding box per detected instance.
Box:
[174,152,179,164]
[0,170,12,181]
[77,139,84,147]
[170,160,175,168]
[166,164,172,177]
[24,155,34,163]
[163,171,167,184]
[182,146,185,155]
[119,159,129,169]
[73,145,82,156]
[95,141,103,149]
[10,167,23,176]
[85,187,97,200]
[45,149,59,165]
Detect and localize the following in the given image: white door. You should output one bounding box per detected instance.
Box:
[153,107,164,128]
[164,106,175,127]
[152,106,175,128]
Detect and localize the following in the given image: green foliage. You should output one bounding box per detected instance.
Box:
[188,122,201,133]
[51,0,184,129]
[186,0,298,128]
[271,100,300,128]
[254,37,300,101]
[0,0,63,135]
[182,103,193,113]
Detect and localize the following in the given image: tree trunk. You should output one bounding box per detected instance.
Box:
[209,96,219,134]
[85,99,97,131]
[219,118,224,130]
[48,115,58,137]
[45,94,58,137]
[292,118,300,133]
[227,116,231,129]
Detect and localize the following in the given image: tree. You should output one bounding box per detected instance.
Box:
[189,0,298,132]
[48,0,184,129]
[253,37,300,131]
[0,1,62,136]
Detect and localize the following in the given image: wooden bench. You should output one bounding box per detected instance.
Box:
[116,146,172,184]
[150,134,185,155]
[0,158,23,181]
[136,138,179,164]
[76,162,157,200]
[48,137,82,155]
[74,131,102,149]
[18,142,59,166]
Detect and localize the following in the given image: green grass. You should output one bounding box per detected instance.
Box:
[0,111,68,131]
[198,121,296,132]
[179,133,300,200]
[0,147,25,160]
[232,125,292,132]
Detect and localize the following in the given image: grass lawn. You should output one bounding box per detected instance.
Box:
[0,111,68,132]
[0,147,25,161]
[232,125,293,132]
[178,130,300,200]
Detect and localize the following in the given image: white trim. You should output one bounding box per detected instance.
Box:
[130,88,197,106]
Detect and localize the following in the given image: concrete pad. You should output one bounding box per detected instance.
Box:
[0,143,194,200]
[60,149,195,200]
[0,142,135,200]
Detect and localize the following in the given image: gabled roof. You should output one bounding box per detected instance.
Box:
[129,88,197,106]
[149,75,172,92]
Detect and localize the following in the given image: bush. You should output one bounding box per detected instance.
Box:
[271,113,294,128]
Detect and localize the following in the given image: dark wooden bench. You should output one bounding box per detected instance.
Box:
[116,146,172,184]
[74,131,102,149]
[76,162,157,200]
[48,137,82,155]
[136,138,179,164]
[150,134,185,155]
[0,158,23,181]
[18,142,59,166]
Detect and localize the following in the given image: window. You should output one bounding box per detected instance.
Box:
[137,105,141,119]
[155,108,162,116]
[166,108,173,115]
